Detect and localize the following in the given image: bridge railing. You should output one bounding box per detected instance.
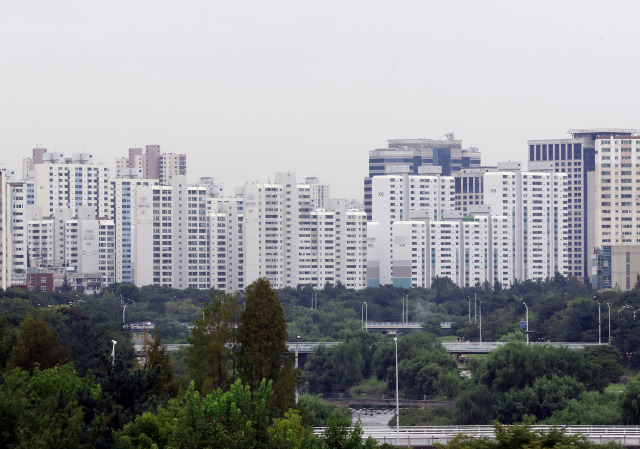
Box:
[313,425,640,447]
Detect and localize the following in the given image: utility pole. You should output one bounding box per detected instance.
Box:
[479,301,482,343]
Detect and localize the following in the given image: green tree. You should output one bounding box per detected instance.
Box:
[237,278,294,413]
[268,410,317,449]
[542,391,622,425]
[0,364,107,448]
[115,379,273,449]
[621,374,640,424]
[187,292,238,393]
[144,332,180,402]
[438,422,622,449]
[0,315,17,373]
[7,315,71,372]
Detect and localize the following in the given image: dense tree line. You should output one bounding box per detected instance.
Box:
[4,273,640,445]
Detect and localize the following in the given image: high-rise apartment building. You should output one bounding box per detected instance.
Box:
[242,173,366,290]
[592,134,640,290]
[367,173,456,286]
[528,129,635,283]
[210,198,244,292]
[33,159,110,218]
[305,177,330,209]
[110,178,158,283]
[116,145,186,185]
[364,137,482,219]
[134,184,174,287]
[484,164,568,282]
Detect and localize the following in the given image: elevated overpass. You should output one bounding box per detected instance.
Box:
[135,341,606,356]
[441,341,606,354]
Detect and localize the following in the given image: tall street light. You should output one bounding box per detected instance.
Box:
[474,293,477,324]
[523,302,529,346]
[362,302,368,330]
[468,296,471,323]
[295,335,300,404]
[479,301,482,343]
[594,296,601,344]
[607,302,611,343]
[111,340,117,367]
[394,337,399,445]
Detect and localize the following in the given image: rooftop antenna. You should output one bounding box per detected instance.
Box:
[445,132,455,141]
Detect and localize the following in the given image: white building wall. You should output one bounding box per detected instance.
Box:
[484,168,568,282]
[27,219,55,268]
[371,174,455,286]
[34,163,110,218]
[427,221,461,287]
[391,221,426,288]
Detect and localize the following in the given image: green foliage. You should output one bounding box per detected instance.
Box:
[187,292,238,393]
[456,343,613,424]
[143,332,180,402]
[0,364,107,448]
[7,314,71,372]
[237,278,294,414]
[350,377,388,396]
[116,378,274,449]
[322,410,375,449]
[0,315,17,373]
[269,410,315,449]
[390,406,455,426]
[542,391,622,425]
[298,394,351,427]
[621,374,640,424]
[438,422,622,449]
[305,339,366,393]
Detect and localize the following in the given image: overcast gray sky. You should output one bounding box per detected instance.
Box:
[1,1,639,199]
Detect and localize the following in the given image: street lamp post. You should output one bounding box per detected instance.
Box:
[607,303,611,343]
[627,352,633,378]
[123,304,127,324]
[479,301,482,343]
[468,297,471,323]
[111,340,117,367]
[402,295,405,324]
[394,337,399,445]
[523,302,529,346]
[598,301,602,345]
[295,336,300,404]
[474,293,477,324]
[362,302,368,330]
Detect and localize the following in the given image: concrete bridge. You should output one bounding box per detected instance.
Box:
[135,340,606,356]
[441,341,606,354]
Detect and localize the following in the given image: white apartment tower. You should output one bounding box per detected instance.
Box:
[593,135,640,290]
[368,173,456,286]
[243,172,312,288]
[210,199,244,292]
[134,185,174,287]
[33,161,110,218]
[242,173,366,289]
[110,178,158,283]
[305,177,330,209]
[484,165,568,282]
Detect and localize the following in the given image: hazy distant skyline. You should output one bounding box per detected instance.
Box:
[2,1,639,199]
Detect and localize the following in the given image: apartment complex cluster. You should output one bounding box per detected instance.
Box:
[365,129,640,291]
[0,127,637,294]
[0,146,366,293]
